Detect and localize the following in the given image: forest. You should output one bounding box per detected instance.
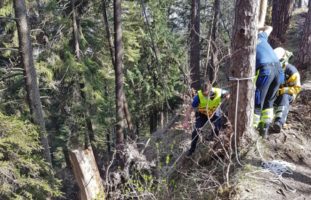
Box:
[0,0,310,199]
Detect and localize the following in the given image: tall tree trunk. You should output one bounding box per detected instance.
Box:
[71,0,83,145]
[70,2,104,194]
[114,0,125,165]
[79,82,97,154]
[270,0,295,47]
[102,0,135,140]
[106,129,112,154]
[102,0,115,66]
[71,0,98,152]
[122,95,135,139]
[149,107,158,133]
[72,0,81,60]
[13,0,52,164]
[229,0,258,145]
[258,0,268,27]
[209,0,220,83]
[190,0,201,90]
[296,0,311,69]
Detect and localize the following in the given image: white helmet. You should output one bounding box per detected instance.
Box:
[273,47,286,60]
[273,47,293,61]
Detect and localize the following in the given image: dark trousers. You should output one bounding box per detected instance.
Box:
[255,63,284,116]
[189,112,222,153]
[274,94,293,125]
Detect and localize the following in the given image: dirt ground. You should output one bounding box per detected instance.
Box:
[234,80,311,200]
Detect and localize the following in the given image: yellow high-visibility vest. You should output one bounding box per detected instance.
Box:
[198,88,221,117]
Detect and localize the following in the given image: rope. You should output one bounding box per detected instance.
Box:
[255,138,296,193]
[261,160,293,176]
[229,76,255,166]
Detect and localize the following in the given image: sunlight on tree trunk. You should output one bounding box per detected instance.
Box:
[229,0,258,146]
[13,0,52,164]
[114,0,126,166]
[258,0,268,27]
[69,148,105,200]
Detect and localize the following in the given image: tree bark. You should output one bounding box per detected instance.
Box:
[102,0,135,140]
[71,0,98,152]
[69,1,102,172]
[209,0,220,83]
[258,0,268,27]
[190,0,201,90]
[122,95,135,139]
[296,0,311,69]
[229,0,258,145]
[102,0,115,66]
[72,0,81,60]
[296,0,304,8]
[149,107,158,133]
[70,13,104,192]
[114,0,125,165]
[13,0,52,164]
[270,0,295,47]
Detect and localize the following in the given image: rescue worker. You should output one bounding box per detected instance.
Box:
[254,25,284,138]
[183,82,230,156]
[271,47,302,133]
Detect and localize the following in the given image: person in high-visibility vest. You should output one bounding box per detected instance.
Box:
[271,47,302,133]
[183,82,230,156]
[254,25,285,138]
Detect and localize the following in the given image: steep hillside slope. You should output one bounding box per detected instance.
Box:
[234,81,311,200]
[142,8,311,200]
[234,8,311,200]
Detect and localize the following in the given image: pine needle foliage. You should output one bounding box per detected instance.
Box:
[0,113,61,199]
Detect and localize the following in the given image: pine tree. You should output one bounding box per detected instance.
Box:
[13,0,52,164]
[229,0,258,145]
[296,0,311,69]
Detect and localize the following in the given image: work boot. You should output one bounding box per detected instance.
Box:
[259,123,270,139]
[271,121,282,133]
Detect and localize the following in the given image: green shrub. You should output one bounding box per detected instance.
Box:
[0,113,61,199]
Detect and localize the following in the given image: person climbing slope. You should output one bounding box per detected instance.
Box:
[183,82,230,156]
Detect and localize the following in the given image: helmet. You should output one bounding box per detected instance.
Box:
[274,47,286,60]
[274,47,293,68]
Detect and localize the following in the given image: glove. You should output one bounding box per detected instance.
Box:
[278,87,288,95]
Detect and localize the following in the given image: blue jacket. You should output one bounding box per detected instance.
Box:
[256,32,279,69]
